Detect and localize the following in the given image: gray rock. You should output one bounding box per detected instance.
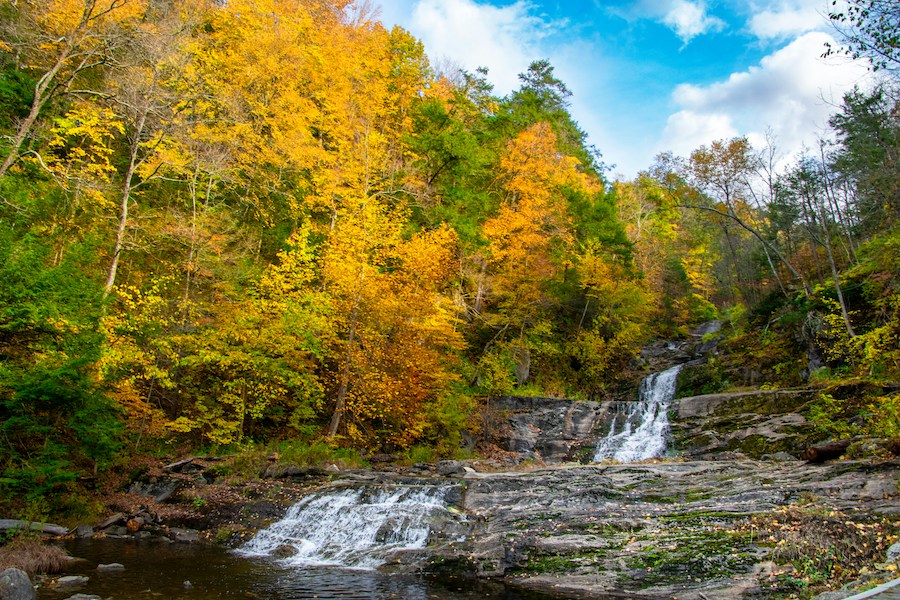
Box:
[418,458,900,595]
[260,464,328,479]
[169,527,199,543]
[488,397,605,462]
[129,477,183,503]
[55,576,89,587]
[888,541,900,563]
[96,563,124,571]
[811,592,853,600]
[436,460,466,476]
[0,520,68,537]
[0,568,35,600]
[74,525,94,538]
[102,526,128,537]
[64,595,102,600]
[95,513,124,529]
[273,544,298,558]
[763,451,799,461]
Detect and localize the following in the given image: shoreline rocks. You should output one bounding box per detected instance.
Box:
[0,568,35,600]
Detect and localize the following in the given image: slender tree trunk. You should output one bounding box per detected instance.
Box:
[104,100,150,296]
[814,193,855,337]
[761,243,789,298]
[0,1,105,177]
[329,290,361,437]
[0,49,72,177]
[799,194,826,281]
[474,257,486,315]
[818,145,858,264]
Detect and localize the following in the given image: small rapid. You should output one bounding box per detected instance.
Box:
[238,485,465,570]
[593,363,684,462]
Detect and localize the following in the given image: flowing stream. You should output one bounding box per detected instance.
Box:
[593,363,683,462]
[45,538,553,599]
[238,485,465,569]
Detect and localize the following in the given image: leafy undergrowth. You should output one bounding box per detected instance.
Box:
[741,505,898,598]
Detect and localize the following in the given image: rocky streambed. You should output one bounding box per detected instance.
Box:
[21,438,899,599]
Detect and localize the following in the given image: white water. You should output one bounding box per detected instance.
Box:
[593,364,684,462]
[238,486,463,569]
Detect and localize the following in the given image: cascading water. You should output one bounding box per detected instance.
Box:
[238,485,465,570]
[593,363,684,462]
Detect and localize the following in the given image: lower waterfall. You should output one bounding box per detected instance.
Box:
[238,485,464,569]
[593,363,683,462]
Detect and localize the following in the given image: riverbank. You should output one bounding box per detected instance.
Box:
[9,452,890,600]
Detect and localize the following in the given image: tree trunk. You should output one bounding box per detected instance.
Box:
[104,102,150,296]
[0,1,105,177]
[328,296,360,437]
[815,192,856,337]
[802,439,853,462]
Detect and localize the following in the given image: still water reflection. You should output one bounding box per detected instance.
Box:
[40,539,552,599]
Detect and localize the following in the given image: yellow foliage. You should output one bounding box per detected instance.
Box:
[820,294,900,378]
[42,101,123,205]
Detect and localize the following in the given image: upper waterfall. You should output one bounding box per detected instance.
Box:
[593,363,684,462]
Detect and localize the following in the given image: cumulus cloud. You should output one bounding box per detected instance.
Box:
[619,0,725,43]
[657,31,872,159]
[748,0,828,40]
[662,0,726,42]
[407,0,557,94]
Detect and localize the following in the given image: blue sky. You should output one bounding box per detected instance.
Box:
[376,0,875,179]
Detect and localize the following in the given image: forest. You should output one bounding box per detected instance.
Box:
[0,0,897,519]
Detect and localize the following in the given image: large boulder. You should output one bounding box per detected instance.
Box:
[671,388,820,459]
[488,397,605,462]
[0,569,34,600]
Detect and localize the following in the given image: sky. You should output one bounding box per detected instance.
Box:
[376,0,877,180]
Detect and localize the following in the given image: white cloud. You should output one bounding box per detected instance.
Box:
[621,0,725,43]
[406,0,553,94]
[657,31,873,159]
[662,0,726,42]
[748,0,828,40]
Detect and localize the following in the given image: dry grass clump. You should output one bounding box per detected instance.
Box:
[0,537,69,575]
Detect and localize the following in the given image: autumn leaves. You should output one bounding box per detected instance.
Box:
[0,0,662,453]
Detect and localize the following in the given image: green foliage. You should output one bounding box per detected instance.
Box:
[422,388,478,456]
[867,394,900,438]
[808,385,900,441]
[808,393,862,439]
[0,62,34,130]
[261,440,367,469]
[826,1,900,72]
[0,232,123,511]
[405,444,435,464]
[816,228,900,380]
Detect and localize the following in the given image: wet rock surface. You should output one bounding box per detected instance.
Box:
[425,459,900,599]
[487,397,607,463]
[672,388,820,459]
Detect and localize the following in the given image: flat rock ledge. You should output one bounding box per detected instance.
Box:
[419,458,900,599]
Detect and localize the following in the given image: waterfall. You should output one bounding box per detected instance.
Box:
[593,364,683,462]
[237,485,465,569]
